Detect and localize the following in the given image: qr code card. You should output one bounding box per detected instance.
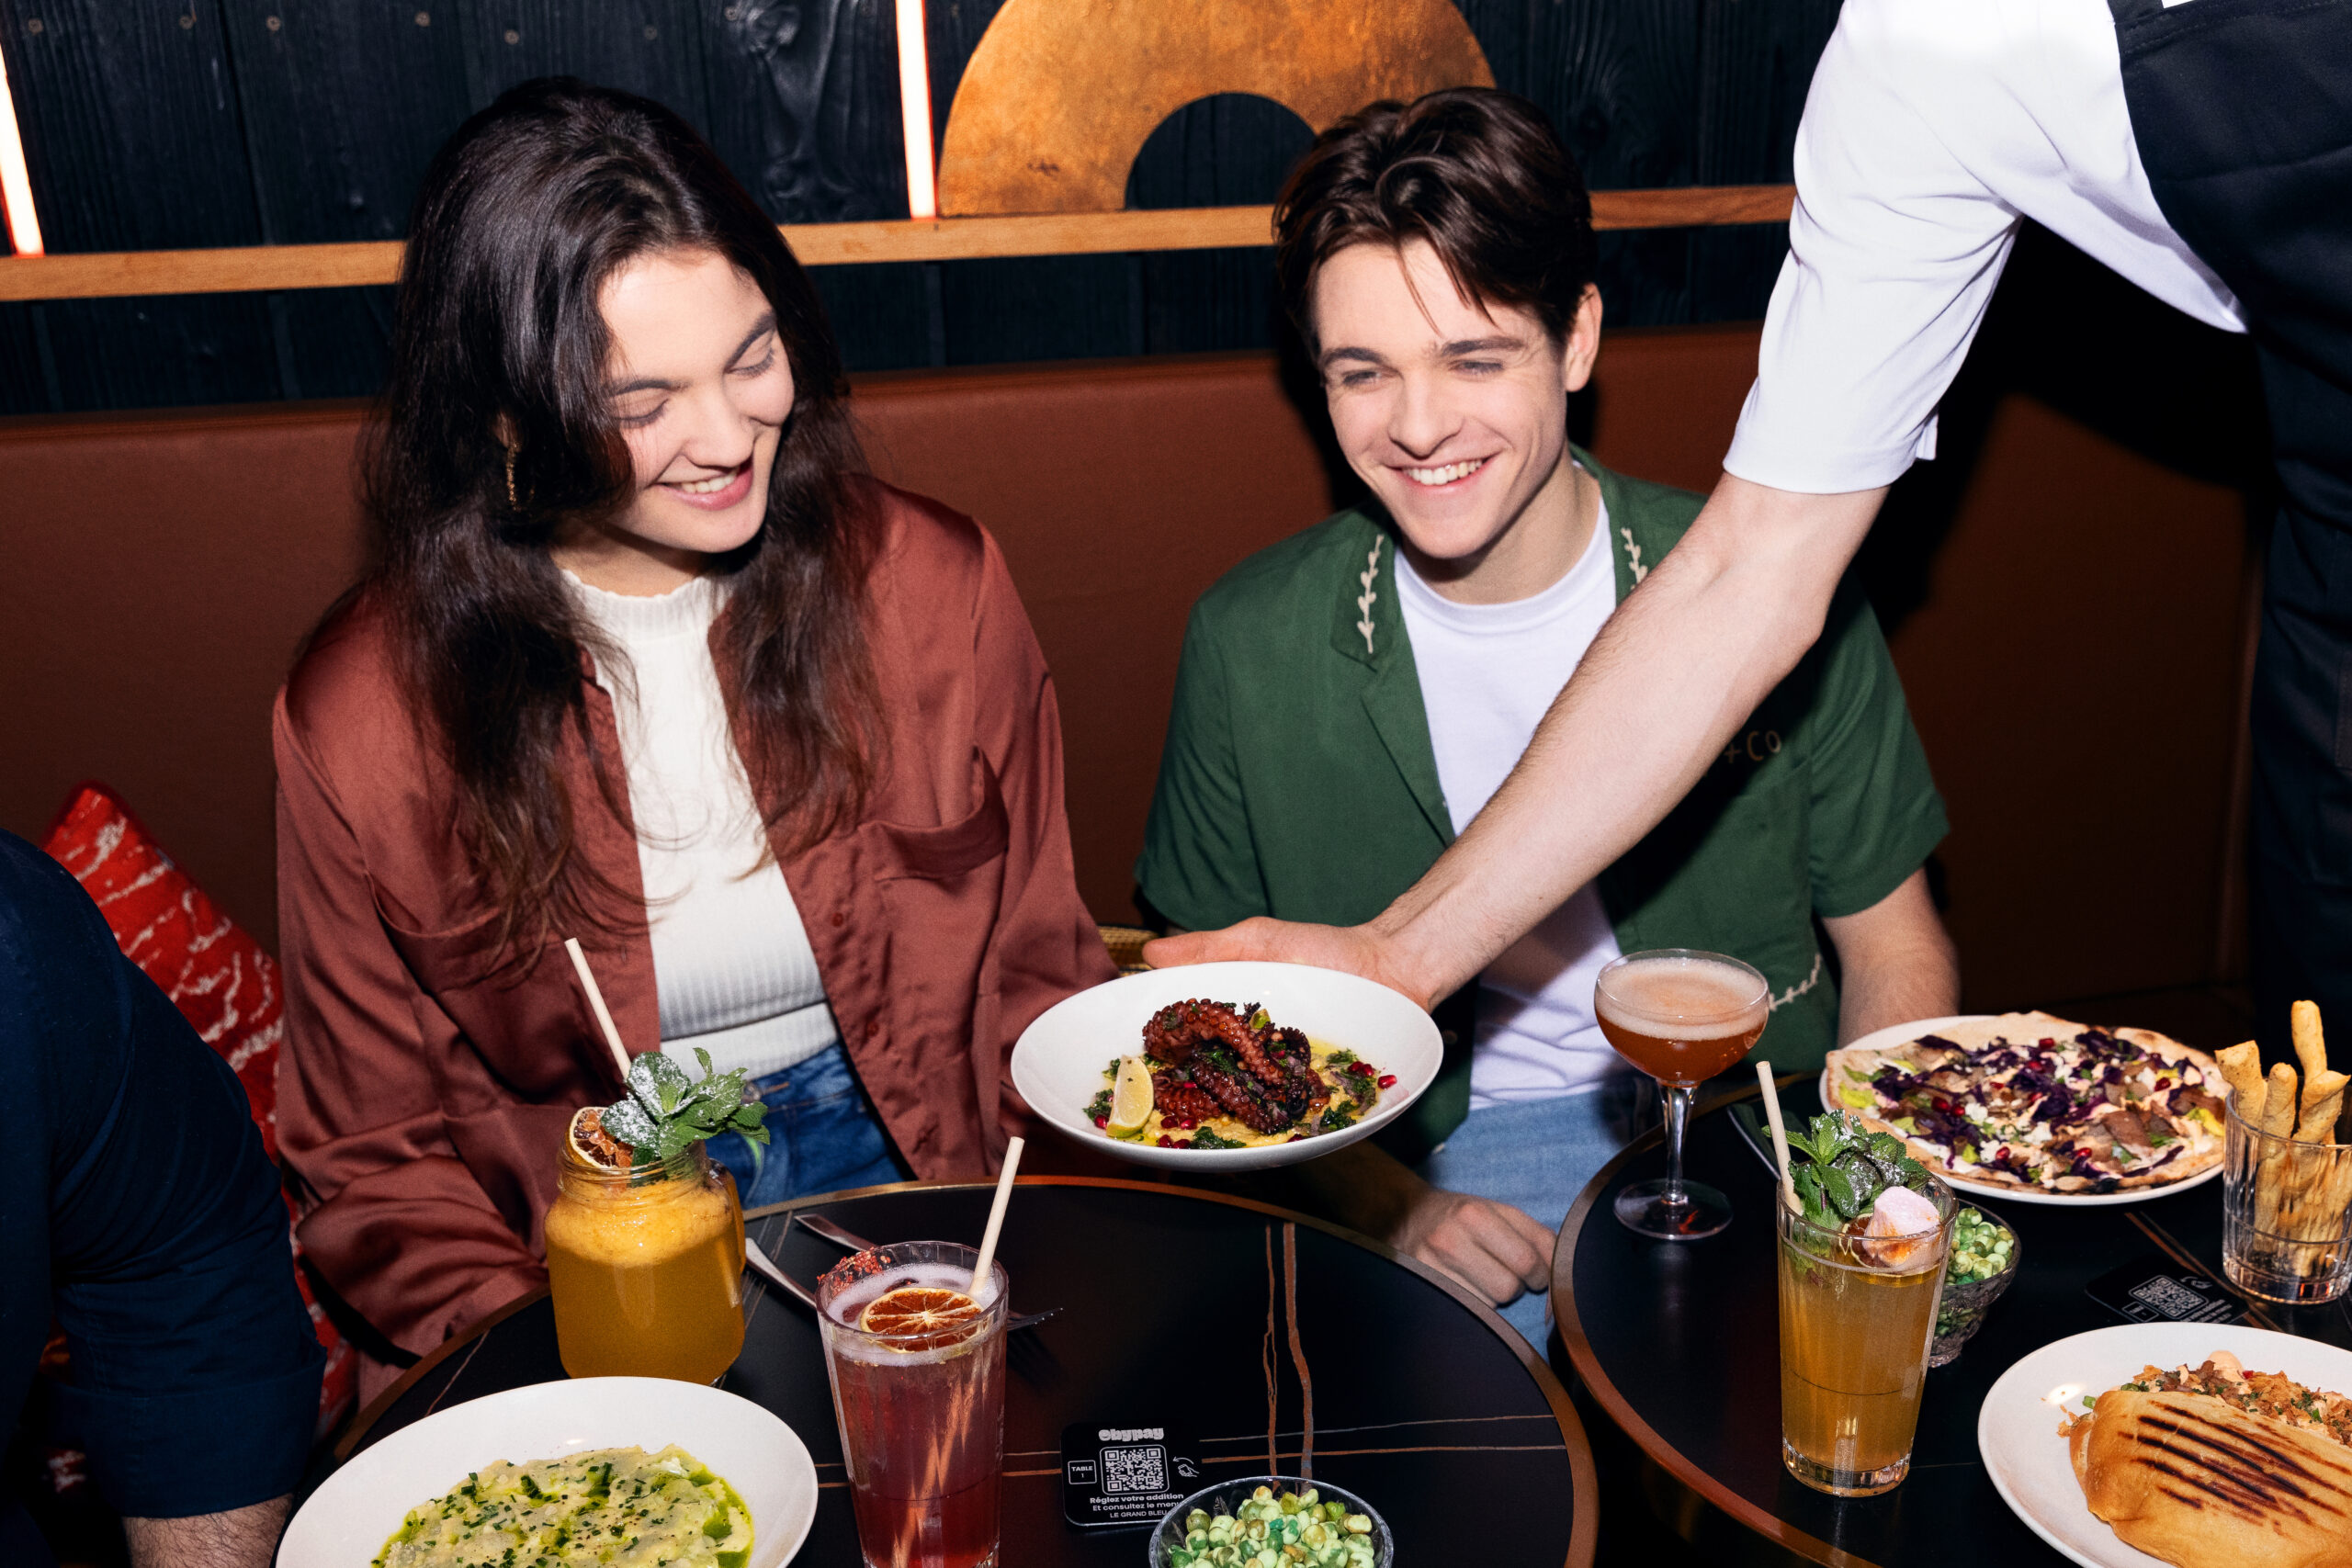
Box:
[1061,1420,1201,1529]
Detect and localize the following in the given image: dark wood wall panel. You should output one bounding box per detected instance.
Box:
[704,0,909,222]
[216,2,475,401]
[0,0,1828,409]
[0,0,284,404]
[461,0,712,123]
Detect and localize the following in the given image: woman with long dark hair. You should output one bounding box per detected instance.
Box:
[275,78,1112,1390]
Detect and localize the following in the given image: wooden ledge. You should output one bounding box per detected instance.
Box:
[0,186,1792,302]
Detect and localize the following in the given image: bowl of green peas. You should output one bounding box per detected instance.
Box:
[1930,1204,2020,1366]
[1149,1478,1390,1568]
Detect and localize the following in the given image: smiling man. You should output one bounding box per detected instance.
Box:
[1136,90,1959,1342]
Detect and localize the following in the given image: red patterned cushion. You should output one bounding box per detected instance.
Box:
[40,784,356,1438]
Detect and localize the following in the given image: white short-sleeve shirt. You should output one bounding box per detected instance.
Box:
[1724,0,2245,497]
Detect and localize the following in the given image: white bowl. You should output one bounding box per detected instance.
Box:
[281,1378,819,1568]
[1011,961,1442,1171]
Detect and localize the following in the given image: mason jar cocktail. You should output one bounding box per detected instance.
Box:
[545,1130,746,1382]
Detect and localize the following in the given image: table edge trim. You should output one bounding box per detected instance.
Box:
[332,1283,552,1461]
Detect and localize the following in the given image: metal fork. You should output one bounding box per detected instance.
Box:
[742,1213,1062,1333]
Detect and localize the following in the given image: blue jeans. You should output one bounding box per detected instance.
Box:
[703,1043,904,1211]
[1419,1073,1649,1347]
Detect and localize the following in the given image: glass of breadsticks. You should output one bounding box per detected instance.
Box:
[2216,1000,2352,1304]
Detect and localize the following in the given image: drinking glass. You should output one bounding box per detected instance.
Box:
[1595,949,1770,1238]
[1776,1175,1956,1496]
[819,1241,1009,1568]
[2222,1100,2352,1304]
[545,1138,747,1382]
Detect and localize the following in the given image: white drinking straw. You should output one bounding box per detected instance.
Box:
[968,1135,1025,1295]
[1755,1060,1799,1213]
[564,937,635,1083]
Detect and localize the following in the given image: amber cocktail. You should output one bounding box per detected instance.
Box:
[545,1138,745,1382]
[1776,1178,1955,1495]
[1595,949,1769,1238]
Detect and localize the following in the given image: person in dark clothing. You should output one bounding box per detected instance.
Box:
[1,829,322,1568]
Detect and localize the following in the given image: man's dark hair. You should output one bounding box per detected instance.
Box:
[1274,88,1597,350]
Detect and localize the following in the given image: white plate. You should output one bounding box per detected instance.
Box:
[1815,1014,2223,1207]
[1010,961,1442,1171]
[281,1378,818,1568]
[1978,1322,2352,1568]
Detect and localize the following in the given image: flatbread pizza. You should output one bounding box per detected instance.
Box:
[1825,1011,2226,1196]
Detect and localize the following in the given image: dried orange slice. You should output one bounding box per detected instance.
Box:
[858,1285,983,1348]
[567,1106,633,1171]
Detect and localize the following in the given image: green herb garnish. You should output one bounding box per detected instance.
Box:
[1187,1126,1248,1150]
[598,1046,770,1178]
[1784,1111,1931,1230]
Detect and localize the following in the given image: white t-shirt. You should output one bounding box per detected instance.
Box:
[1394,492,1628,1110]
[1724,0,2243,497]
[566,570,841,1080]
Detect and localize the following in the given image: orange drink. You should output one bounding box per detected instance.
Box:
[545,1136,746,1382]
[1776,1179,1955,1495]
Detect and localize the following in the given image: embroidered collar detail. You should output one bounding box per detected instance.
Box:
[1620,527,1648,585]
[1355,537,1383,655]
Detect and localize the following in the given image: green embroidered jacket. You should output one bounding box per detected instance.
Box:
[1136,449,1949,1157]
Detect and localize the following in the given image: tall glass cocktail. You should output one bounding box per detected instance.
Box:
[545,1131,746,1382]
[1776,1177,1955,1495]
[819,1241,1009,1568]
[1595,949,1770,1237]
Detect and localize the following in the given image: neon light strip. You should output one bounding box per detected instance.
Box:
[894,0,937,220]
[0,35,42,255]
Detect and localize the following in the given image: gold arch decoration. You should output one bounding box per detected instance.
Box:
[935,0,1495,217]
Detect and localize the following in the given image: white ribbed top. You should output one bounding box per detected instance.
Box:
[564,569,839,1080]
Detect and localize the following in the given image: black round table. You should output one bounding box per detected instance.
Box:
[1555,1079,2352,1566]
[339,1176,1597,1567]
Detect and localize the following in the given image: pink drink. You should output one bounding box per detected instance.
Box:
[818,1244,1008,1568]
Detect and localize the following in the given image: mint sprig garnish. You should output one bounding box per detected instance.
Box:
[598,1047,770,1176]
[1785,1111,1929,1230]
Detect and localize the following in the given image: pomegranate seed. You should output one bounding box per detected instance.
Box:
[1092,1115,1107,1127]
[1289,1134,1305,1142]
[1157,1134,1174,1147]
[1378,1074,1397,1088]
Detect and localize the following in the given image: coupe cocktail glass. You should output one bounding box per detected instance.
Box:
[1595,949,1770,1237]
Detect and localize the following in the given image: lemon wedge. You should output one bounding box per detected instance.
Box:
[1106,1054,1154,1138]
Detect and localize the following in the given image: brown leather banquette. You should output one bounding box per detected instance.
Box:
[0,321,2256,1010]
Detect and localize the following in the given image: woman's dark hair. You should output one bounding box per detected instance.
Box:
[1273,88,1597,349]
[359,76,877,963]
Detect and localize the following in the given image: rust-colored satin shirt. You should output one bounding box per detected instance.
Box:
[274,484,1114,1384]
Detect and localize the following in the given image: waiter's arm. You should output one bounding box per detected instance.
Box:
[1149,475,1884,1004]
